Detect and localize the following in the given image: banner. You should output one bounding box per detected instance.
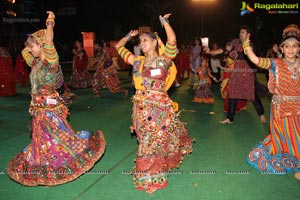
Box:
[82,32,95,58]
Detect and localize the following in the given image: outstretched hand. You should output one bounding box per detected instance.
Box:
[45,11,55,44]
[128,30,139,37]
[159,13,172,27]
[46,11,55,20]
[159,13,171,20]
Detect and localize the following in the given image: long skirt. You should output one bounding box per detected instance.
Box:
[92,72,122,95]
[69,69,92,88]
[247,103,300,174]
[193,80,214,104]
[131,90,192,193]
[7,95,106,186]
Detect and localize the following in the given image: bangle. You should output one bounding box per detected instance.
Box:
[46,19,55,26]
[125,33,131,41]
[257,57,271,68]
[167,39,177,45]
[242,41,251,55]
[243,46,251,55]
[160,17,169,27]
[242,41,250,49]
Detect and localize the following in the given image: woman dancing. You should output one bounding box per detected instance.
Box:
[115,13,192,194]
[243,24,300,179]
[7,11,106,186]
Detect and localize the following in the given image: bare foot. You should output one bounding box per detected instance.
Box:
[94,94,101,98]
[295,172,300,180]
[260,115,267,123]
[219,119,233,124]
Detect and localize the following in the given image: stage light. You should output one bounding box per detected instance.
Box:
[7,0,16,3]
[192,0,215,2]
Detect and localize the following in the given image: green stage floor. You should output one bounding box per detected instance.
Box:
[0,70,299,200]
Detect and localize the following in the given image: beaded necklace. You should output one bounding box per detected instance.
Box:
[284,58,299,80]
[144,56,158,67]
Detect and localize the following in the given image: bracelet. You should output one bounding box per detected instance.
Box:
[160,17,169,27]
[242,41,250,49]
[46,20,55,26]
[167,39,177,45]
[125,33,131,41]
[242,41,251,55]
[257,57,271,68]
[243,46,252,55]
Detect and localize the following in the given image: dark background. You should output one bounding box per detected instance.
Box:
[1,0,299,62]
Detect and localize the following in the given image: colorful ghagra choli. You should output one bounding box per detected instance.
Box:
[7,44,106,186]
[131,56,192,192]
[192,65,214,104]
[247,58,300,174]
[92,58,124,96]
[69,50,92,88]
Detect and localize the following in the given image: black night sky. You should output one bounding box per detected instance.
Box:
[1,0,299,61]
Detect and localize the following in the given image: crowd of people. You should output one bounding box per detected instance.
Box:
[2,10,300,194]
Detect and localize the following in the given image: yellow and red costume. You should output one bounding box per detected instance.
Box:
[117,41,192,193]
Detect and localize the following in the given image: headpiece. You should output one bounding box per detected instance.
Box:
[280,24,300,46]
[26,29,46,44]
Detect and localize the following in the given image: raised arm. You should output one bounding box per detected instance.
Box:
[242,36,272,69]
[44,11,59,65]
[159,13,177,59]
[242,39,259,65]
[115,30,139,66]
[159,14,176,43]
[45,11,55,45]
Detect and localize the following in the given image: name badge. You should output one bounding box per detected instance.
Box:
[150,68,161,76]
[47,98,57,105]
